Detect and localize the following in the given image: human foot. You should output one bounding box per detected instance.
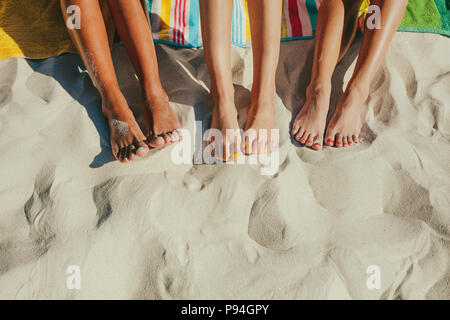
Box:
[243,98,276,155]
[325,85,368,148]
[144,92,182,148]
[102,90,149,162]
[207,97,240,162]
[291,83,331,150]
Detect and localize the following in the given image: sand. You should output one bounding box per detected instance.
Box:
[0,33,449,300]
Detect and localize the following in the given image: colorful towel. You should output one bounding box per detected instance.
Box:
[148,0,450,48]
[0,0,114,61]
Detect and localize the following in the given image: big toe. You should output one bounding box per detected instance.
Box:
[147,135,165,148]
[134,141,149,157]
[312,136,323,151]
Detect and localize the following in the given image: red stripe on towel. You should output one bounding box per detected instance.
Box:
[288,0,303,37]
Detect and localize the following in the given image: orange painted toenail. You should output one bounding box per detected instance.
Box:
[327,139,334,143]
[343,143,348,146]
[314,143,321,146]
[349,141,352,145]
[307,140,312,144]
[337,142,342,145]
[301,139,306,143]
[355,141,358,144]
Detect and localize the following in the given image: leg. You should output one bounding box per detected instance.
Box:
[199,0,239,161]
[60,0,148,162]
[106,0,181,148]
[325,0,408,147]
[244,0,282,155]
[291,0,354,150]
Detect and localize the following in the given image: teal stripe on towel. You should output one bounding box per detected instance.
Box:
[189,0,200,46]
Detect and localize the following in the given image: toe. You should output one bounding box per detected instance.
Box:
[335,134,343,148]
[295,128,305,143]
[163,133,172,145]
[148,135,165,148]
[325,136,335,147]
[306,134,314,147]
[347,136,353,146]
[352,134,359,144]
[134,141,149,157]
[299,132,308,145]
[291,123,300,136]
[342,136,348,147]
[171,131,180,142]
[251,138,258,155]
[112,143,120,160]
[312,136,323,151]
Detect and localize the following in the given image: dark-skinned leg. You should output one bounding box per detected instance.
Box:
[60,0,149,162]
[325,0,408,147]
[291,0,360,150]
[107,0,181,148]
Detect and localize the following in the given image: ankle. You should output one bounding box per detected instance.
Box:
[101,89,128,114]
[307,81,332,97]
[345,82,370,99]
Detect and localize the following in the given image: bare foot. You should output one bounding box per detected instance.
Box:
[207,96,240,162]
[244,98,276,155]
[144,92,182,148]
[325,85,368,148]
[102,90,149,162]
[291,83,331,150]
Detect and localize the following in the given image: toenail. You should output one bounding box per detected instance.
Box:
[120,157,124,161]
[138,147,145,150]
[327,139,334,143]
[343,143,348,146]
[337,142,342,145]
[355,141,358,144]
[301,139,306,142]
[314,143,321,146]
[245,145,251,150]
[130,154,135,158]
[307,140,312,144]
[233,153,239,158]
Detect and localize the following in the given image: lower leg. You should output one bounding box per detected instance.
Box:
[245,0,282,154]
[106,0,181,146]
[199,0,239,161]
[60,0,148,161]
[291,0,345,150]
[325,0,408,147]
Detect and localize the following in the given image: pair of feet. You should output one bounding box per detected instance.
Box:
[291,82,368,150]
[207,96,277,162]
[102,88,181,163]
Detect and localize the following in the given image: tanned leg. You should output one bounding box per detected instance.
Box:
[107,0,181,148]
[325,0,407,147]
[199,0,240,161]
[291,0,356,150]
[60,0,149,162]
[244,0,282,155]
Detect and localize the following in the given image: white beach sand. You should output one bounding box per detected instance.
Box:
[0,33,449,299]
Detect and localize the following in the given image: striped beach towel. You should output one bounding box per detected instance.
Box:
[148,0,450,48]
[147,0,322,48]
